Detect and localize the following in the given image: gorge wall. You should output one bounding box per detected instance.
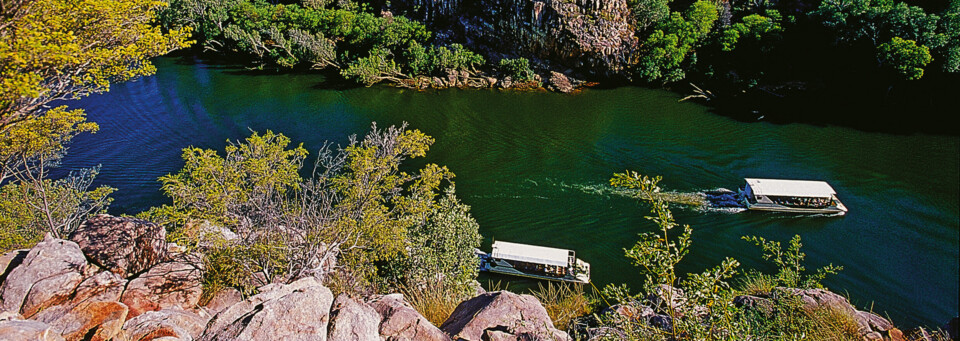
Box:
[389,0,640,78]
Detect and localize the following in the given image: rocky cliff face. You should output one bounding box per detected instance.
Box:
[391,0,639,78]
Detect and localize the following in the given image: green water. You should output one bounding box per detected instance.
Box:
[62,57,959,327]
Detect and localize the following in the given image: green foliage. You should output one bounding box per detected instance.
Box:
[742,235,843,289]
[635,1,719,83]
[176,0,432,75]
[341,48,404,85]
[0,0,192,128]
[877,36,933,80]
[403,42,485,76]
[628,0,671,32]
[721,11,783,52]
[0,108,114,251]
[604,171,740,339]
[151,131,307,230]
[0,169,114,252]
[497,58,536,82]
[813,0,952,72]
[147,124,474,296]
[400,187,482,294]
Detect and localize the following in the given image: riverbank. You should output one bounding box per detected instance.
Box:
[1,216,957,340]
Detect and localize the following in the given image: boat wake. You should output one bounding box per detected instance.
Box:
[548,180,747,213]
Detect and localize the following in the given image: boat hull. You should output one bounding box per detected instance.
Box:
[745,202,847,215]
[483,265,590,284]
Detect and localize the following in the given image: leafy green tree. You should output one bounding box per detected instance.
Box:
[602,171,740,339]
[877,36,933,79]
[147,124,464,293]
[0,0,183,250]
[742,235,843,289]
[635,0,719,83]
[628,0,671,32]
[497,57,536,82]
[342,48,405,85]
[721,10,783,52]
[404,42,486,76]
[400,187,481,293]
[0,0,192,128]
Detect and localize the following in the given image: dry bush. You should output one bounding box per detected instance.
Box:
[530,282,595,330]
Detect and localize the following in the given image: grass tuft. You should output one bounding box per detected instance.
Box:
[530,282,595,330]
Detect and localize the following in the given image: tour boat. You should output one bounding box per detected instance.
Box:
[740,178,848,215]
[477,241,590,284]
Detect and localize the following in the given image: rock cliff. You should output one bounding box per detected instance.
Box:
[390,0,639,78]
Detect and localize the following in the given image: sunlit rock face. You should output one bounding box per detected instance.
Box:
[391,0,639,78]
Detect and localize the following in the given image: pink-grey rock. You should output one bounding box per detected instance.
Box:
[0,319,65,341]
[30,271,128,341]
[776,287,857,315]
[548,71,574,93]
[70,214,167,278]
[369,293,450,341]
[200,277,333,341]
[0,235,87,318]
[123,307,209,341]
[47,301,128,341]
[327,294,380,341]
[201,287,242,316]
[121,261,202,319]
[440,290,570,341]
[0,249,28,285]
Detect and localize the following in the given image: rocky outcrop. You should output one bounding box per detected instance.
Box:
[0,235,88,318]
[440,290,571,341]
[391,0,638,78]
[201,287,242,316]
[122,307,209,341]
[370,293,450,341]
[328,294,381,341]
[200,277,334,341]
[121,261,203,319]
[0,319,65,341]
[70,215,167,278]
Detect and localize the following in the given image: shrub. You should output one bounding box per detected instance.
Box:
[530,282,595,330]
[498,57,536,82]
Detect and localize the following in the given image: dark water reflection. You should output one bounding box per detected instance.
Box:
[61,57,958,328]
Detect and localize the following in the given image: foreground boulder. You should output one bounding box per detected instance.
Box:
[0,319,65,341]
[31,271,130,341]
[120,261,203,318]
[122,307,209,341]
[327,294,380,341]
[0,235,88,318]
[369,294,449,341]
[200,277,333,341]
[440,290,570,341]
[70,214,167,278]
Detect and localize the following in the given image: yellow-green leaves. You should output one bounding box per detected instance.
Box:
[0,0,193,129]
[157,131,307,228]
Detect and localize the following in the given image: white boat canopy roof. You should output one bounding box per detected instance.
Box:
[745,178,837,198]
[491,241,570,267]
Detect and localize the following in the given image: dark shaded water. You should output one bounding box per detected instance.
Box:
[62,57,958,328]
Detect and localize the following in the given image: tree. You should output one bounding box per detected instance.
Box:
[635,0,719,83]
[147,124,463,293]
[498,58,536,82]
[342,48,405,85]
[877,36,933,80]
[721,11,783,52]
[400,187,481,293]
[603,171,740,339]
[0,0,192,129]
[629,0,671,33]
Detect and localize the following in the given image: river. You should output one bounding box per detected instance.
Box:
[60,57,959,328]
